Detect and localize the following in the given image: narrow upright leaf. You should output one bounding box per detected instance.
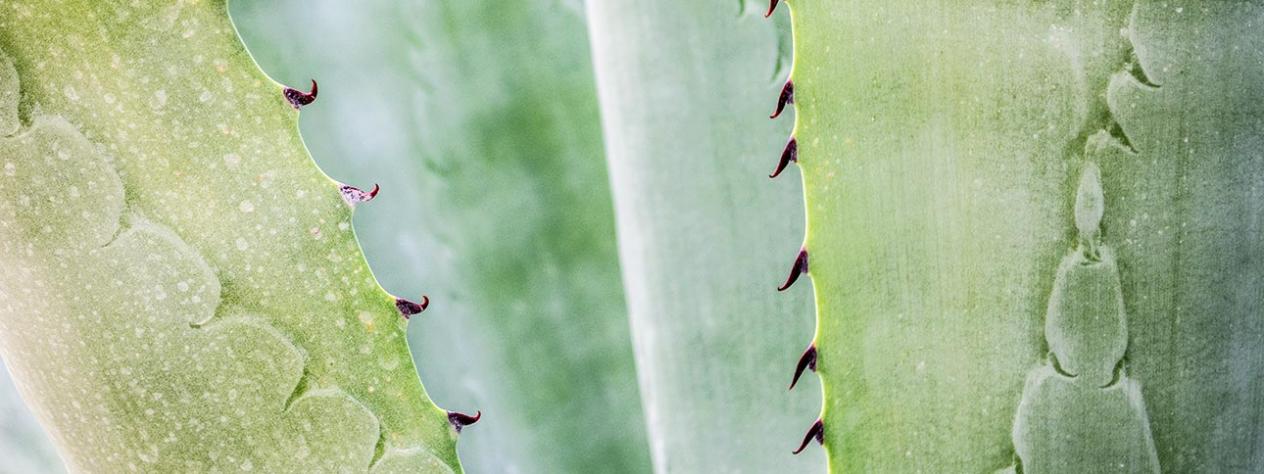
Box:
[587,0,824,471]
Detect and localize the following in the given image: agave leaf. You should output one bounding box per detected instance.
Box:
[788,0,1264,471]
[586,0,824,471]
[230,0,651,472]
[0,1,460,472]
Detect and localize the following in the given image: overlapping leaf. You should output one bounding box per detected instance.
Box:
[230,0,650,472]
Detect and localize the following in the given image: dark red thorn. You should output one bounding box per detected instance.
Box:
[283,79,318,109]
[792,419,824,454]
[777,248,809,291]
[447,410,482,433]
[770,80,794,119]
[789,344,817,390]
[770,137,798,178]
[765,0,780,17]
[395,295,429,320]
[339,183,381,206]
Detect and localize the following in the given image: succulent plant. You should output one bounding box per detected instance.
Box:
[3,0,1261,473]
[584,0,823,472]
[774,0,1264,471]
[230,0,650,472]
[0,1,460,471]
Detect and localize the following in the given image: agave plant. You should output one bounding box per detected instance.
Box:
[229,0,651,472]
[779,1,1263,471]
[0,0,469,470]
[1,0,1260,473]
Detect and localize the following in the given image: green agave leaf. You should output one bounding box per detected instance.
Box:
[586,0,824,471]
[230,0,650,472]
[786,0,1264,471]
[0,1,460,472]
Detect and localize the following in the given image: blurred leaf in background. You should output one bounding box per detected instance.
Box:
[0,361,63,474]
[232,0,650,472]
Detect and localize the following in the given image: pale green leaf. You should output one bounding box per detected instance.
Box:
[0,2,458,472]
[586,0,825,471]
[229,0,651,472]
[790,0,1264,471]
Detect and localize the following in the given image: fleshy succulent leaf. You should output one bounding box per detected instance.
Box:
[230,0,651,472]
[789,0,1264,471]
[0,1,459,472]
[586,0,824,471]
